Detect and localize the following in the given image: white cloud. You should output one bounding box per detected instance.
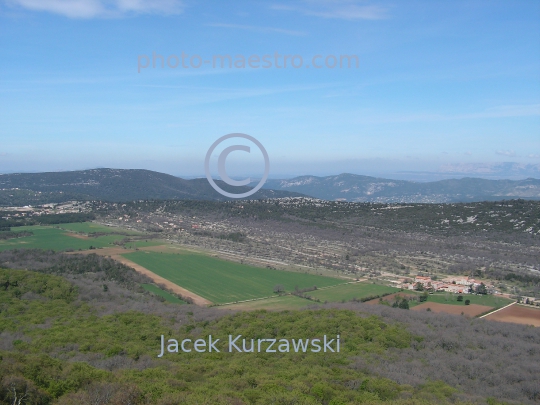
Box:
[527,153,540,159]
[4,0,184,18]
[271,0,389,20]
[495,150,517,157]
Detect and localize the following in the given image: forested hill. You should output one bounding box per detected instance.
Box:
[263,173,540,203]
[1,169,539,206]
[0,169,304,205]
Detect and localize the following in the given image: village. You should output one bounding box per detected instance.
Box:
[401,275,491,295]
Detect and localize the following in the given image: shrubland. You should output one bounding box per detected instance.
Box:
[0,253,539,404]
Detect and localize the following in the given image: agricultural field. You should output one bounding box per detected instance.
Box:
[410,292,513,309]
[55,222,136,234]
[122,251,343,304]
[306,282,400,302]
[0,226,127,252]
[365,292,419,305]
[411,302,494,317]
[222,295,314,311]
[484,304,540,327]
[141,283,186,304]
[125,240,166,249]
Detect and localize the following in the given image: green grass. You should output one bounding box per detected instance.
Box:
[223,295,315,310]
[408,292,513,308]
[0,226,126,252]
[141,284,186,304]
[307,282,401,302]
[126,240,165,248]
[55,222,134,234]
[122,251,343,304]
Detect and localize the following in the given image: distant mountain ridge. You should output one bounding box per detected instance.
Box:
[0,169,539,205]
[0,169,304,205]
[262,173,540,203]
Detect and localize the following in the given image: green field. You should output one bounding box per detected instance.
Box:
[56,222,139,235]
[223,295,315,310]
[307,282,401,302]
[0,226,126,251]
[408,292,513,308]
[122,251,343,304]
[141,284,186,304]
[126,240,165,249]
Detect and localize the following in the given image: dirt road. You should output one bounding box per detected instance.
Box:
[71,247,213,306]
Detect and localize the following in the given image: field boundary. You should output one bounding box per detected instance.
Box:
[479,301,516,318]
[71,247,212,306]
[219,294,280,306]
[111,254,213,306]
[216,281,361,307]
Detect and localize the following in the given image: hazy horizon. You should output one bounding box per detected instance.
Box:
[1,162,539,183]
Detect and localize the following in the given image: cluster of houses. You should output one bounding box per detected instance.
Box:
[401,275,487,294]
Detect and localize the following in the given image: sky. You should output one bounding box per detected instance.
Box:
[0,0,539,180]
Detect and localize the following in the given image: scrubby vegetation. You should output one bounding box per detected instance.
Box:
[0,250,148,290]
[95,198,540,239]
[0,259,539,404]
[0,231,33,240]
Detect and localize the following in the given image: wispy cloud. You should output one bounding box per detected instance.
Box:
[496,150,517,157]
[527,153,540,159]
[206,23,306,36]
[271,0,389,20]
[3,0,184,18]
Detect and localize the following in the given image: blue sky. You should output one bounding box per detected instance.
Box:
[0,0,539,179]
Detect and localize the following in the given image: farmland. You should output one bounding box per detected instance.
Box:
[222,295,314,311]
[122,251,343,304]
[365,292,418,305]
[141,283,186,304]
[0,226,127,251]
[484,304,540,327]
[409,292,513,309]
[365,291,512,310]
[306,282,400,302]
[55,222,134,234]
[411,302,494,317]
[222,283,402,310]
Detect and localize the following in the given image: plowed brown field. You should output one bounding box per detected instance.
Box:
[484,304,540,327]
